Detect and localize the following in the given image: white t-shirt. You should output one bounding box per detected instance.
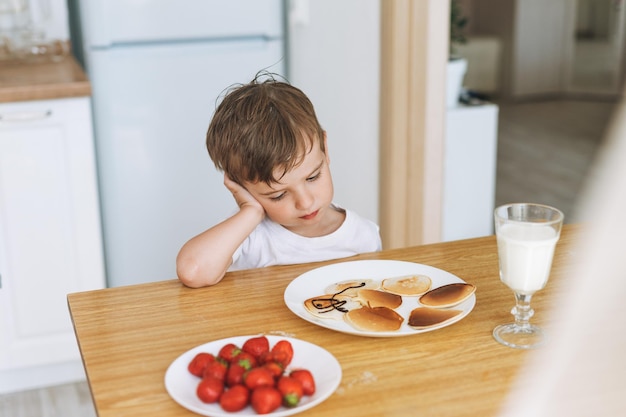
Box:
[229,205,381,271]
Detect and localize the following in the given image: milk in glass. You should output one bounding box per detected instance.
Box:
[496,224,558,294]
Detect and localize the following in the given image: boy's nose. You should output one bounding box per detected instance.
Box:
[294,188,314,211]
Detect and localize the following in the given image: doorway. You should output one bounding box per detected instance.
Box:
[565,0,626,96]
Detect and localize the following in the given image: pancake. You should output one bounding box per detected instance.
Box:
[344,306,404,332]
[408,307,462,329]
[356,288,402,309]
[324,279,379,297]
[381,274,432,296]
[303,294,360,320]
[419,283,476,308]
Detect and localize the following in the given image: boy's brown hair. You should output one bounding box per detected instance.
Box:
[206,74,325,186]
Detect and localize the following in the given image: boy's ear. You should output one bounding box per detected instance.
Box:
[323,131,330,163]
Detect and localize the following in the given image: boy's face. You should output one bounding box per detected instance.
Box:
[243,135,336,236]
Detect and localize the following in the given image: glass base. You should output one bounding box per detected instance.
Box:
[493,323,546,349]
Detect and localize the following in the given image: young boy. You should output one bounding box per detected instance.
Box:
[176,75,381,288]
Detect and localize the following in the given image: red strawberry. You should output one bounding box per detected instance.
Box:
[196,376,224,404]
[219,384,249,412]
[270,340,294,367]
[250,386,282,414]
[242,335,270,359]
[277,375,303,407]
[187,352,215,377]
[233,351,258,369]
[225,362,246,387]
[290,369,316,396]
[203,358,228,381]
[258,351,271,365]
[218,343,241,362]
[263,361,284,379]
[244,367,276,390]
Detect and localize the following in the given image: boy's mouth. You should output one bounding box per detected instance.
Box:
[300,209,319,220]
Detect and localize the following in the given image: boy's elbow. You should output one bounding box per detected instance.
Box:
[176,259,202,288]
[176,256,224,288]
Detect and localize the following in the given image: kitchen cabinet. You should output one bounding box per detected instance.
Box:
[442,103,498,241]
[0,95,105,393]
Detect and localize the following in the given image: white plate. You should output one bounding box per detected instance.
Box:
[284,260,476,337]
[165,335,341,417]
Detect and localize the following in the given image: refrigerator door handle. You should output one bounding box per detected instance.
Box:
[0,110,52,123]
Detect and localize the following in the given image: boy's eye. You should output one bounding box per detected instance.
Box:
[307,172,321,182]
[270,193,286,201]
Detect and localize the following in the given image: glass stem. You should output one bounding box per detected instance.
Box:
[512,292,534,329]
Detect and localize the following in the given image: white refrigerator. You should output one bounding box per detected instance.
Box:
[68,0,286,287]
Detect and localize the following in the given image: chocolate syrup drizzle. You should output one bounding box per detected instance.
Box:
[312,282,366,313]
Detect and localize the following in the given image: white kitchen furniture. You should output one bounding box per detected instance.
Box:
[0,85,105,393]
[68,0,285,287]
[442,102,499,242]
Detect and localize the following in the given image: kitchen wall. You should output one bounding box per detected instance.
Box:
[31,0,69,41]
[286,0,381,224]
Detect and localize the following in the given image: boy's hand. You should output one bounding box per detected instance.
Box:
[224,174,264,216]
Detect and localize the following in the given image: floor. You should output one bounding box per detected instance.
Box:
[494,98,617,223]
[0,382,96,417]
[0,98,618,416]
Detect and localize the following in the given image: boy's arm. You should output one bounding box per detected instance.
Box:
[176,176,264,288]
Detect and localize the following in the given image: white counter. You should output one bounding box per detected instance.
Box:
[442,103,499,241]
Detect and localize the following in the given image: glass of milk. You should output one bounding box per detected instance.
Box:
[493,203,563,349]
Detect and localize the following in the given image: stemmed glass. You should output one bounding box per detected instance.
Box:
[493,203,564,349]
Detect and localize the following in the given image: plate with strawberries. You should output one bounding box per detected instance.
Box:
[284,260,477,337]
[164,334,341,416]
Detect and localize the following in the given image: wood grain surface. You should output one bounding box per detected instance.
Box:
[68,224,581,417]
[0,56,90,102]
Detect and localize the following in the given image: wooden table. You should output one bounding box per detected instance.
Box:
[68,224,580,417]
